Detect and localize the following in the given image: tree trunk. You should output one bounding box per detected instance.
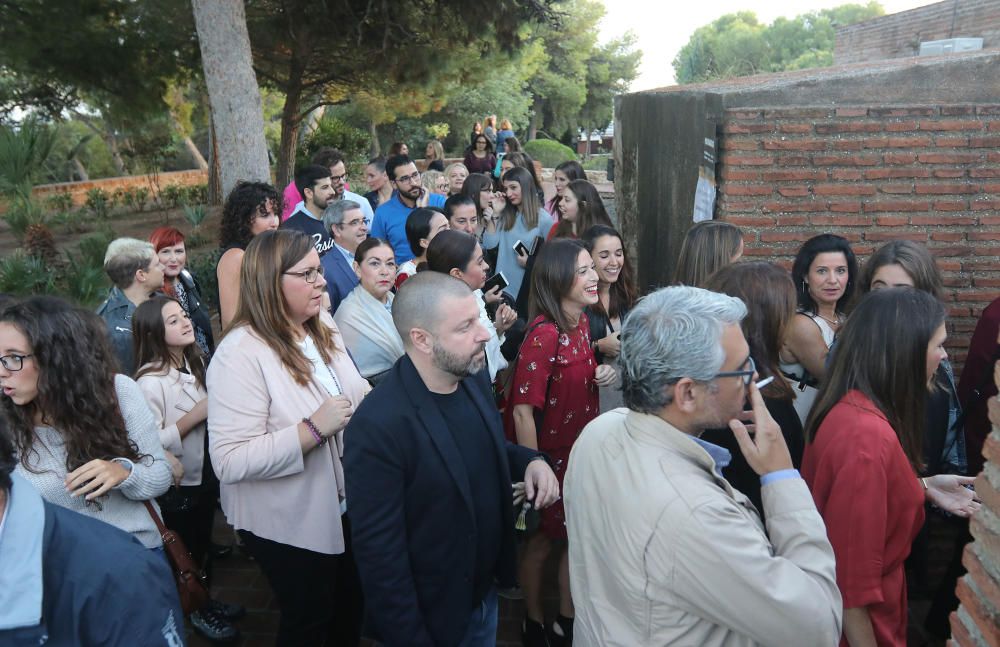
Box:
[191,0,270,197]
[274,59,306,189]
[207,112,222,205]
[70,157,89,182]
[368,119,381,158]
[182,135,209,170]
[527,96,544,141]
[103,127,128,175]
[302,105,325,138]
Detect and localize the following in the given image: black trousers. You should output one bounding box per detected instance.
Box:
[238,515,363,647]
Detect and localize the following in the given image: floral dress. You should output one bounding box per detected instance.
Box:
[504,315,599,539]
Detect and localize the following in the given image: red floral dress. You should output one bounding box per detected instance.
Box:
[504,315,599,539]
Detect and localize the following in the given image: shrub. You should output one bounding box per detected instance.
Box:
[77,228,116,269]
[51,209,91,234]
[183,204,208,231]
[184,183,208,206]
[85,187,111,219]
[160,183,185,210]
[426,123,450,141]
[297,117,370,170]
[44,192,75,213]
[187,247,222,311]
[523,139,579,169]
[61,255,109,307]
[0,250,57,296]
[2,196,46,240]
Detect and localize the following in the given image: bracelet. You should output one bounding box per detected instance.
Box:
[302,417,326,446]
[920,477,929,491]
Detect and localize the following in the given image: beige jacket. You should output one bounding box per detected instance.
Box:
[137,365,207,487]
[207,317,370,554]
[564,408,842,647]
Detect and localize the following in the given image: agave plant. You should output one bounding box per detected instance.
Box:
[0,116,55,201]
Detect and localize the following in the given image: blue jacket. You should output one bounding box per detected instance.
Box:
[343,355,541,647]
[0,474,185,646]
[321,245,360,314]
[370,192,446,264]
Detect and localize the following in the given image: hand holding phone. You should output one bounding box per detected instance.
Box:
[484,271,509,295]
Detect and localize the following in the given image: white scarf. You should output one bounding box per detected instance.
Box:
[334,286,405,378]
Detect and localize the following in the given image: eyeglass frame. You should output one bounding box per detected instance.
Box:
[0,353,34,372]
[394,170,421,185]
[339,216,371,228]
[283,266,325,284]
[713,356,756,386]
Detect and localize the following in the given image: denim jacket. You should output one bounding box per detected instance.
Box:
[96,287,137,375]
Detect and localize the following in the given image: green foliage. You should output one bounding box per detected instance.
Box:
[0,117,56,199]
[426,123,450,141]
[44,191,74,213]
[187,247,222,311]
[673,2,884,84]
[160,183,186,210]
[85,187,111,219]
[184,184,208,206]
[0,250,57,296]
[581,154,610,171]
[77,228,116,268]
[524,139,578,168]
[579,32,642,133]
[51,209,92,235]
[297,117,371,169]
[2,196,47,240]
[183,204,208,231]
[60,255,109,307]
[119,186,149,212]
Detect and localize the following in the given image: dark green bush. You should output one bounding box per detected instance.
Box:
[297,117,371,170]
[523,139,578,169]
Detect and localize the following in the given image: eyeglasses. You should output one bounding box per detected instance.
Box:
[342,217,370,228]
[284,266,325,283]
[395,171,421,185]
[0,353,33,371]
[330,173,348,183]
[714,356,756,386]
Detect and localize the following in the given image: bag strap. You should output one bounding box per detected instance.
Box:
[143,500,169,536]
[503,319,561,396]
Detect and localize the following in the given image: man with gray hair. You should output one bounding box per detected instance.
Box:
[564,285,842,647]
[320,199,368,313]
[344,272,558,647]
[96,237,164,374]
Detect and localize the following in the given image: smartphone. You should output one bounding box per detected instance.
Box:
[528,236,542,256]
[513,240,530,256]
[483,271,509,294]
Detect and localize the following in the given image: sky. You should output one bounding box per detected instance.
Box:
[598,0,939,91]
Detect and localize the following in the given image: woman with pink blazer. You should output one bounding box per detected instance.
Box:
[207,229,371,647]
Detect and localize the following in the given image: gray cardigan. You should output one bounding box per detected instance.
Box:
[14,374,173,548]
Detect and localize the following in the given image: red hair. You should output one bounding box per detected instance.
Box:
[149,226,185,252]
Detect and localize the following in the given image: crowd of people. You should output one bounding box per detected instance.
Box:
[0,127,991,647]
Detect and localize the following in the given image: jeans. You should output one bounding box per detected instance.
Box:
[457,587,498,647]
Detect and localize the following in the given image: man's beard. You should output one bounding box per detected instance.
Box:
[432,339,486,378]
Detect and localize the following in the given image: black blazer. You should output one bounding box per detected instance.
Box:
[343,355,541,647]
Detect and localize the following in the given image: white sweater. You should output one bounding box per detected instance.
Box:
[14,374,173,548]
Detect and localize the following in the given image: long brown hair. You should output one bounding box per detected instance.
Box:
[529,238,589,332]
[704,262,797,400]
[227,229,339,386]
[857,240,945,301]
[804,287,945,470]
[551,180,612,239]
[499,167,544,231]
[581,225,638,320]
[0,297,143,475]
[133,296,207,390]
[673,220,743,288]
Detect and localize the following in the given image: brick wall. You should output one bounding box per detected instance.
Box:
[716,104,1000,369]
[834,0,1000,64]
[31,169,209,207]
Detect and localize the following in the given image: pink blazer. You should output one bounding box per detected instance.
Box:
[207,314,370,554]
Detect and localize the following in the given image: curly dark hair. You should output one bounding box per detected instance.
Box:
[0,296,143,475]
[219,181,282,249]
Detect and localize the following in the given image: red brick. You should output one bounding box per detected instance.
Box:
[932,232,966,241]
[985,183,1000,193]
[918,153,983,164]
[955,575,1000,642]
[961,546,1000,630]
[835,107,868,117]
[876,216,909,226]
[885,136,933,147]
[971,246,1000,257]
[814,155,881,166]
[831,170,864,181]
[865,230,928,241]
[777,186,810,197]
[809,214,871,226]
[723,185,772,196]
[722,215,776,226]
[775,155,813,167]
[971,169,1000,178]
[717,201,757,212]
[763,139,827,151]
[990,153,1000,163]
[932,201,969,211]
[939,260,963,271]
[935,136,970,147]
[813,184,877,196]
[942,106,976,116]
[971,136,1000,148]
[973,277,1000,287]
[721,140,761,151]
[950,306,974,317]
[720,155,772,166]
[719,169,759,181]
[779,215,810,226]
[870,107,937,117]
[762,201,827,213]
[885,153,918,165]
[979,216,1000,224]
[881,184,913,194]
[885,120,919,132]
[970,232,1000,241]
[990,121,1000,132]
[764,108,831,119]
[914,184,980,195]
[866,168,932,179]
[956,289,1000,302]
[934,169,967,178]
[778,124,812,134]
[863,200,931,212]
[918,120,984,131]
[978,106,1000,115]
[722,122,773,134]
[725,110,764,120]
[833,141,863,151]
[829,201,863,213]
[760,231,811,243]
[761,170,827,182]
[816,122,882,134]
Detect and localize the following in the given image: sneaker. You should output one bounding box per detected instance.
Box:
[190,608,239,643]
[206,597,246,620]
[548,614,574,647]
[522,618,550,647]
[497,585,525,600]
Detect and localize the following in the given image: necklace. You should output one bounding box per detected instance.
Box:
[815,312,843,327]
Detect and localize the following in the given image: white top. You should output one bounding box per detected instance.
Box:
[778,312,836,384]
[300,335,343,397]
[474,289,507,381]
